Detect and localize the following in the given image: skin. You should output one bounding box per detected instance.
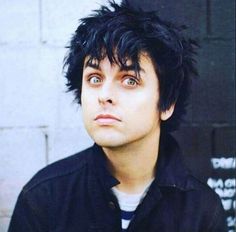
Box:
[81,53,174,193]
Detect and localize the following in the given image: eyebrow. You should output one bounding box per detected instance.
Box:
[84,60,145,74]
[84,62,101,70]
[120,64,145,73]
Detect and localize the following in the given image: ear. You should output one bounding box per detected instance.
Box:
[160,104,175,121]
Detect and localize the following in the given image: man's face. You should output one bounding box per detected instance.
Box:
[81,53,161,148]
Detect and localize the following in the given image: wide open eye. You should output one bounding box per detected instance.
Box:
[87,75,102,85]
[122,76,140,87]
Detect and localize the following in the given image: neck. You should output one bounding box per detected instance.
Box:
[102,128,161,194]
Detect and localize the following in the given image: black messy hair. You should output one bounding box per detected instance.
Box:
[63,0,198,132]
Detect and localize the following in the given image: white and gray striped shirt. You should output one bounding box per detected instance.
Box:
[111,180,154,231]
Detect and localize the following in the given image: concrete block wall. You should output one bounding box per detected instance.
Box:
[0,0,235,231]
[0,0,121,230]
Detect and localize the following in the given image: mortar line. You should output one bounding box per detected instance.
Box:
[211,127,216,155]
[39,0,43,43]
[44,132,49,165]
[206,0,212,35]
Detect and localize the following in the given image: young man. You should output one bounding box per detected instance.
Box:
[8,1,226,231]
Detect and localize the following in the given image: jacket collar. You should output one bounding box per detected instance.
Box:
[91,144,120,189]
[155,132,195,191]
[91,132,195,192]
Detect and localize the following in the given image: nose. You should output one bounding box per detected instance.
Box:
[98,80,115,105]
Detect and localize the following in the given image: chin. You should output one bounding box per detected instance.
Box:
[87,129,123,147]
[90,134,125,148]
[93,138,123,148]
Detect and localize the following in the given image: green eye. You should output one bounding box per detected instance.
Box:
[123,77,138,86]
[88,76,102,84]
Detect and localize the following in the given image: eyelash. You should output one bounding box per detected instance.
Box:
[87,75,102,84]
[86,74,140,87]
[122,76,140,87]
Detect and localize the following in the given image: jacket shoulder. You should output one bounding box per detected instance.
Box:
[188,174,219,197]
[188,174,225,216]
[22,146,94,194]
[189,174,227,231]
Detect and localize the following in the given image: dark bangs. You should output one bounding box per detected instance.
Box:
[63,0,199,132]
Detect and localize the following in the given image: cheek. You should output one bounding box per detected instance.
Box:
[123,89,159,111]
[81,89,94,121]
[81,85,96,106]
[123,94,160,126]
[140,89,159,115]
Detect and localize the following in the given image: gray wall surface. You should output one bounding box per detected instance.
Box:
[0,0,235,231]
[0,0,118,230]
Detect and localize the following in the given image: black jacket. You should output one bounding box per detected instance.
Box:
[8,134,227,232]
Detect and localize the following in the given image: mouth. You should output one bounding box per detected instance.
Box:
[94,114,121,125]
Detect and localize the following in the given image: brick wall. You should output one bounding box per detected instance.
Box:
[0,0,235,231]
[0,0,115,230]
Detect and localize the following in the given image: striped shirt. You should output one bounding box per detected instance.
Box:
[111,180,153,231]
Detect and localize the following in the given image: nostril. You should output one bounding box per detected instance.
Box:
[98,96,113,105]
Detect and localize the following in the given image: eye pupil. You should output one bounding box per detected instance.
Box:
[90,76,101,84]
[128,79,135,85]
[125,78,137,86]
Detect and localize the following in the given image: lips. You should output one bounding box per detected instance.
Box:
[94,114,121,124]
